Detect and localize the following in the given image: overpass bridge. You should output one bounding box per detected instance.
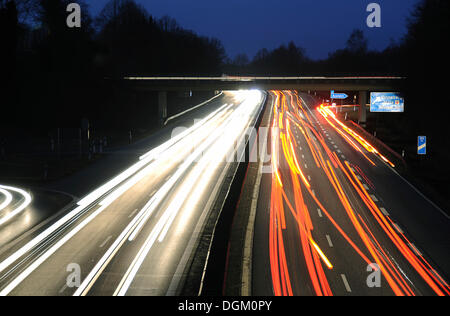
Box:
[114,76,405,124]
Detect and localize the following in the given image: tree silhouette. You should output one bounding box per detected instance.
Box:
[247,42,309,75]
[346,29,368,53]
[95,0,225,76]
[0,0,19,117]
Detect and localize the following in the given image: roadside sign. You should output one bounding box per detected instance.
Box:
[418,136,427,155]
[331,90,348,99]
[370,92,404,112]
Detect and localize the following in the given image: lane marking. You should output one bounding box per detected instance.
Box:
[326,235,334,248]
[363,184,369,190]
[164,91,224,125]
[370,194,379,202]
[409,243,423,256]
[128,208,139,218]
[241,110,270,297]
[59,284,68,294]
[393,223,404,234]
[429,269,446,284]
[389,167,450,220]
[341,274,352,293]
[380,207,390,216]
[99,235,113,248]
[317,209,323,218]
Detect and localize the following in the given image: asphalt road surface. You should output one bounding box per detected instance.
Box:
[0,90,266,296]
[252,91,450,296]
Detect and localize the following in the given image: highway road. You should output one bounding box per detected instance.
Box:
[252,91,450,296]
[0,90,266,296]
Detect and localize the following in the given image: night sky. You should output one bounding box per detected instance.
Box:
[88,0,421,60]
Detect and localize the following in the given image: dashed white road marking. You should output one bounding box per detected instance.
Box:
[409,243,423,256]
[393,223,404,234]
[128,208,139,218]
[59,284,68,294]
[370,194,379,202]
[305,164,308,169]
[380,207,390,216]
[317,209,323,218]
[356,175,362,181]
[341,274,352,293]
[363,184,369,190]
[99,235,113,248]
[429,269,445,282]
[326,235,334,248]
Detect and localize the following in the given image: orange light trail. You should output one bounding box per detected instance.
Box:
[309,238,333,269]
[269,91,333,296]
[266,91,449,296]
[318,104,395,167]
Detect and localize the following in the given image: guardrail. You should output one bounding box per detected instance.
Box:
[124,76,405,81]
[347,120,407,169]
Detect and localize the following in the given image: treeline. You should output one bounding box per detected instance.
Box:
[0,0,225,130]
[225,0,450,169]
[225,0,448,81]
[94,0,225,76]
[224,29,404,76]
[1,0,449,142]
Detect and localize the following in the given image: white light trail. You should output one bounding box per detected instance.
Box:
[0,188,13,212]
[0,185,32,226]
[0,100,234,295]
[113,90,263,296]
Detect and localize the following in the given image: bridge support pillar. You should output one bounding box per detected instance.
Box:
[158,91,168,126]
[358,91,367,125]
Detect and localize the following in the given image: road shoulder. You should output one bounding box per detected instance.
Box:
[223,94,273,296]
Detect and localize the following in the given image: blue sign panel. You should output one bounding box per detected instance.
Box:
[331,90,348,99]
[370,92,404,112]
[418,136,427,155]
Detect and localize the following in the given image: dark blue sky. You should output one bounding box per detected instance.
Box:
[88,0,421,60]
